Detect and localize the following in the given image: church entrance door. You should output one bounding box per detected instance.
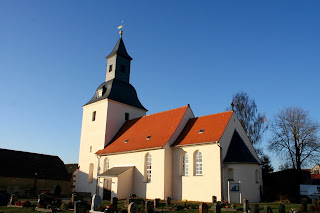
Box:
[103,178,112,200]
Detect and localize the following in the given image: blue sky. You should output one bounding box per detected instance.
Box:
[1,1,319,169]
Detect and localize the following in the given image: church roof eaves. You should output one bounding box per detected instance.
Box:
[171,111,233,147]
[96,105,189,155]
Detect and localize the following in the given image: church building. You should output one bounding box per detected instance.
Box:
[76,31,262,203]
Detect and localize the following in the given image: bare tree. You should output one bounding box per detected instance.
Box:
[268,107,320,171]
[230,92,268,147]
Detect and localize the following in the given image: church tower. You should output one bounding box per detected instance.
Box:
[76,32,147,194]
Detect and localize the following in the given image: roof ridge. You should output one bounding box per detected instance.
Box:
[143,105,189,117]
[0,148,58,157]
[195,111,233,119]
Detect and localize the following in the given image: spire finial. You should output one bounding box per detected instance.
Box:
[118,21,125,38]
[231,102,234,111]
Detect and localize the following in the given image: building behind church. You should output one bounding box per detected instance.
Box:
[75,32,262,203]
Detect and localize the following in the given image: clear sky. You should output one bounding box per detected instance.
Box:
[1,1,319,170]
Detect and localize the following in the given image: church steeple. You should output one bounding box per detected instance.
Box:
[105,34,132,83]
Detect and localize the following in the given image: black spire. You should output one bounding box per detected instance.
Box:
[106,37,132,60]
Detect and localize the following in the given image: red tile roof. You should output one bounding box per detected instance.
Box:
[96,106,189,155]
[172,111,233,147]
[311,174,320,179]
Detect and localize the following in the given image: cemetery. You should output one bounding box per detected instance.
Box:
[0,192,320,213]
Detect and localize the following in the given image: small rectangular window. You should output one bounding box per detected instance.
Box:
[109,64,113,72]
[92,111,96,121]
[124,139,129,143]
[121,65,125,73]
[199,129,205,134]
[146,135,152,140]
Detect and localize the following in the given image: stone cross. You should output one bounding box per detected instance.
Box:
[91,194,101,211]
[128,202,138,213]
[199,202,208,213]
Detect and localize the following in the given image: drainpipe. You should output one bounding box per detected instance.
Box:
[96,155,101,195]
[217,141,223,201]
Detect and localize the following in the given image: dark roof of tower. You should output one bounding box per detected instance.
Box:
[84,78,147,110]
[0,148,69,180]
[223,130,259,164]
[106,37,132,60]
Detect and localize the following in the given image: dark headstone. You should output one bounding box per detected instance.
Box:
[111,197,118,209]
[312,198,317,205]
[243,199,249,213]
[154,198,160,208]
[166,197,171,205]
[212,203,221,213]
[199,202,208,213]
[74,201,88,213]
[264,206,273,213]
[212,196,217,204]
[301,198,307,212]
[145,201,154,213]
[91,194,101,211]
[71,193,79,205]
[251,204,259,213]
[128,202,138,213]
[278,204,285,213]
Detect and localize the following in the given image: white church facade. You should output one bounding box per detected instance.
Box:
[76,33,262,203]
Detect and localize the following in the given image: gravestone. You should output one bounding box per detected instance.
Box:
[71,193,80,205]
[301,198,307,212]
[278,204,285,213]
[312,198,317,205]
[154,198,160,208]
[91,194,101,211]
[111,197,118,209]
[145,201,154,213]
[243,199,249,213]
[128,202,138,213]
[199,202,208,213]
[9,194,18,205]
[166,197,171,205]
[264,206,273,213]
[212,203,221,213]
[212,196,217,204]
[251,204,259,213]
[74,201,88,213]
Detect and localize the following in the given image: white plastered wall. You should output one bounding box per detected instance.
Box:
[172,144,222,202]
[76,99,146,195]
[98,149,166,200]
[219,112,262,203]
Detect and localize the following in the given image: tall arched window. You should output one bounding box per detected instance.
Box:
[104,158,109,172]
[88,163,94,183]
[145,153,152,182]
[194,151,203,175]
[181,152,189,176]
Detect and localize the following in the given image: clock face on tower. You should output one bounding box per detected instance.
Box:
[97,89,103,98]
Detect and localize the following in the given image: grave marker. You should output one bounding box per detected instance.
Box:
[128,202,138,213]
[199,202,208,213]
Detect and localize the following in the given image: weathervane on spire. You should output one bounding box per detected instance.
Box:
[118,21,125,37]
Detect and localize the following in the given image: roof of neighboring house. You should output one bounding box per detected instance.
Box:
[302,169,311,172]
[311,174,320,179]
[96,106,189,155]
[223,130,259,164]
[172,111,233,147]
[98,166,133,177]
[0,148,69,180]
[65,164,78,175]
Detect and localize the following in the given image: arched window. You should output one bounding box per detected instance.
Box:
[145,153,152,182]
[104,158,109,172]
[88,163,94,183]
[181,152,189,176]
[194,151,203,175]
[255,169,259,183]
